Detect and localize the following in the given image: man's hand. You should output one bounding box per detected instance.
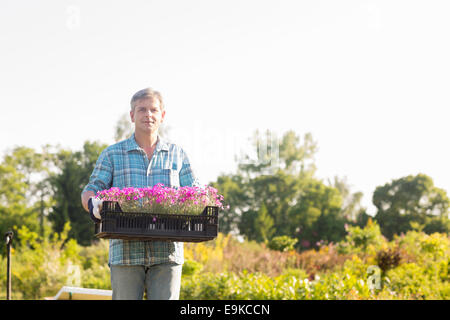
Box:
[88,197,103,223]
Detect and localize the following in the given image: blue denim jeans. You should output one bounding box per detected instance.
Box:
[110,262,182,300]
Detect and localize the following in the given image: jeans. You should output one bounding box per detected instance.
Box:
[110,262,182,300]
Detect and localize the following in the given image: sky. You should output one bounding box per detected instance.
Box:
[1,0,449,216]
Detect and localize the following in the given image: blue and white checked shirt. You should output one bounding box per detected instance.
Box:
[83,133,199,266]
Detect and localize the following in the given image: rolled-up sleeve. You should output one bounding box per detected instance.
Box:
[82,148,113,195]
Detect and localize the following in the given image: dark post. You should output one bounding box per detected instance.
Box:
[5,231,14,300]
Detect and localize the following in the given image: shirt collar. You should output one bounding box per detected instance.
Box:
[126,133,169,152]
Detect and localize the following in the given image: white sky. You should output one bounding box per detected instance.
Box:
[1,0,449,215]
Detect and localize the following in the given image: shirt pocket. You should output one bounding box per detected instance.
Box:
[149,168,180,188]
[169,169,180,188]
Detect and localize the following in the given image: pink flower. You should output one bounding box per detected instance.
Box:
[95,184,225,215]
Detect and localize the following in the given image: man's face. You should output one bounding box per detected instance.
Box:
[130,97,165,135]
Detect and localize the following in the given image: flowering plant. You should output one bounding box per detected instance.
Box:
[95,183,225,215]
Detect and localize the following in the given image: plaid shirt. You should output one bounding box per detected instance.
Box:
[83,133,199,266]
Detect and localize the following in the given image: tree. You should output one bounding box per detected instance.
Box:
[288,178,345,249]
[114,112,134,142]
[210,174,248,234]
[249,170,304,237]
[252,203,275,242]
[327,175,366,222]
[214,129,317,240]
[236,129,317,179]
[373,173,450,239]
[48,141,107,245]
[0,146,51,243]
[212,129,357,248]
[0,153,28,206]
[215,129,347,247]
[239,203,276,243]
[278,130,317,176]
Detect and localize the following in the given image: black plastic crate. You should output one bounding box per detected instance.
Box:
[94,201,219,242]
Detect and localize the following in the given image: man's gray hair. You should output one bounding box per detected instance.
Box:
[130,87,165,111]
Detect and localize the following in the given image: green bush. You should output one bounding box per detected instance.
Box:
[268,235,298,252]
[0,223,111,298]
[4,224,78,299]
[181,270,304,300]
[1,223,448,300]
[337,219,385,255]
[180,250,450,300]
[182,260,204,276]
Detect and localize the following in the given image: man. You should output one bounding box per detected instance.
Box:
[81,87,199,300]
